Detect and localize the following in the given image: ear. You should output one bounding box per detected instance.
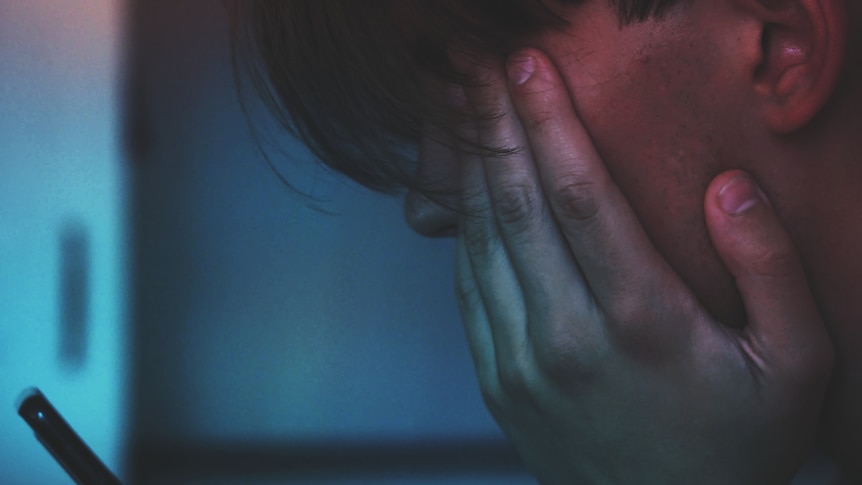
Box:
[743,0,847,133]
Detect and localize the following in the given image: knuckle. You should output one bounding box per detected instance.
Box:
[496,353,534,398]
[490,181,543,235]
[552,174,601,223]
[525,107,556,131]
[605,292,679,363]
[535,343,586,385]
[460,186,487,213]
[606,293,650,329]
[454,272,479,312]
[461,219,498,259]
[533,328,601,387]
[479,371,519,424]
[478,380,508,420]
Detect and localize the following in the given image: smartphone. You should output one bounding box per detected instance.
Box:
[17,388,123,485]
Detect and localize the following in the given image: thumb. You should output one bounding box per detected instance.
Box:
[704,170,831,374]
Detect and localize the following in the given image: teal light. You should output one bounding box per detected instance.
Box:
[0,1,128,483]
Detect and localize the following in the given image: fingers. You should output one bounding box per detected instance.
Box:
[505,49,691,329]
[454,53,613,376]
[455,232,497,385]
[704,171,834,377]
[457,109,531,369]
[460,59,594,331]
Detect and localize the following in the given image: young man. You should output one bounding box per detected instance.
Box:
[232,0,860,482]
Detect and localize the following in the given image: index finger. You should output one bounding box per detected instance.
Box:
[506,49,693,325]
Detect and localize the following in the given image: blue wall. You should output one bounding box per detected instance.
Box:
[128,0,510,462]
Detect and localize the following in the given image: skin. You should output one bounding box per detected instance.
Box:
[403,0,862,480]
[454,50,830,484]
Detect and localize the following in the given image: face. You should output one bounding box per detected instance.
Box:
[400,0,862,469]
[406,0,760,327]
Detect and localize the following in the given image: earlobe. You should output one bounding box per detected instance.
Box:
[749,0,847,133]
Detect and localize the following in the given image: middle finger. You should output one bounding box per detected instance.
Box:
[458,108,530,368]
[465,60,599,345]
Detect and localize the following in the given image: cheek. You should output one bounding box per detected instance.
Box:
[569,52,749,327]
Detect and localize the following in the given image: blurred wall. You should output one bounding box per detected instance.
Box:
[0,1,129,483]
[127,1,526,483]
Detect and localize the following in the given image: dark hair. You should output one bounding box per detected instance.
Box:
[230,0,684,197]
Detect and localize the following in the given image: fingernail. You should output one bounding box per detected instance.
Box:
[507,55,535,86]
[718,175,765,215]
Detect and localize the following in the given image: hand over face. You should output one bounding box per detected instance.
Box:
[452,49,834,484]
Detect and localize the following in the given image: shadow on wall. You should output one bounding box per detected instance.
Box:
[59,221,90,371]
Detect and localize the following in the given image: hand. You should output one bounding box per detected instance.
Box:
[452,49,834,484]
